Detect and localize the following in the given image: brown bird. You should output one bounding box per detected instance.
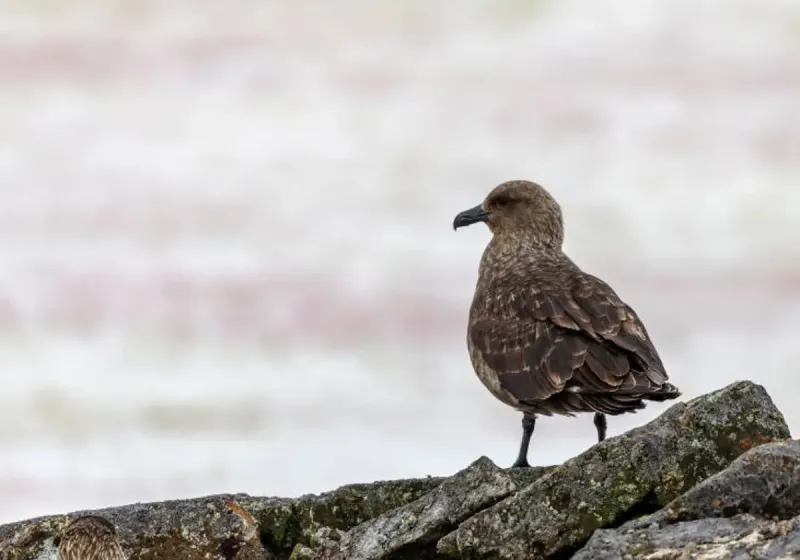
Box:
[453,180,681,468]
[57,515,126,560]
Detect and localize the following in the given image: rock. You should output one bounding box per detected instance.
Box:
[320,456,517,559]
[504,466,555,489]
[0,495,272,560]
[254,476,444,555]
[574,513,800,559]
[439,380,790,559]
[645,439,800,526]
[288,544,317,560]
[0,381,791,560]
[0,476,442,560]
[574,440,800,559]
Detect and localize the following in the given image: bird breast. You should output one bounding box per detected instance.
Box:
[466,333,522,409]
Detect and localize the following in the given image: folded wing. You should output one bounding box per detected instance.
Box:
[468,273,677,408]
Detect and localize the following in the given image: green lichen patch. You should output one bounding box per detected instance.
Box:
[322,457,518,559]
[642,440,800,527]
[256,477,443,555]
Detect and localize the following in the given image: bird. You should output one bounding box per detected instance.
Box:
[453,180,681,468]
[57,515,127,560]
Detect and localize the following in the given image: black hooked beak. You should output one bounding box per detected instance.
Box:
[453,204,489,231]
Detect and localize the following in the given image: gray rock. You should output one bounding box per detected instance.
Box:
[320,456,518,560]
[575,441,800,559]
[0,381,792,560]
[0,475,443,560]
[438,380,791,560]
[643,439,800,527]
[0,495,273,560]
[253,476,444,555]
[504,466,555,490]
[575,513,800,559]
[288,544,317,560]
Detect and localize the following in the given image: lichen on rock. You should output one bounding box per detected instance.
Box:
[575,513,800,559]
[253,475,444,555]
[646,439,800,525]
[0,478,443,560]
[575,439,800,558]
[320,456,519,559]
[439,381,790,559]
[0,380,794,560]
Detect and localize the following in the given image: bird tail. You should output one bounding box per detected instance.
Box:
[643,381,681,401]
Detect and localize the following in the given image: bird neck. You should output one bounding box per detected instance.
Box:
[488,231,563,254]
[478,234,565,285]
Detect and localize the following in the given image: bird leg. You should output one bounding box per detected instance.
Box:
[593,412,607,442]
[511,413,536,468]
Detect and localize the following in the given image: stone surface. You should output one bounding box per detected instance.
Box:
[645,439,800,526]
[573,440,800,559]
[0,494,273,560]
[288,544,317,560]
[438,381,791,559]
[320,456,519,560]
[0,476,442,560]
[575,513,800,559]
[253,476,444,555]
[0,381,793,560]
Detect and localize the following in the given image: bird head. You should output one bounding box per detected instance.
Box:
[452,180,564,249]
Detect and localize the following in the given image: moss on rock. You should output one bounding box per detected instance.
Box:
[0,381,792,560]
[0,479,442,560]
[440,381,791,559]
[254,476,444,555]
[642,439,800,526]
[321,456,520,559]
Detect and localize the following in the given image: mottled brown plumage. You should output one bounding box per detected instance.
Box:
[57,515,126,560]
[453,180,681,467]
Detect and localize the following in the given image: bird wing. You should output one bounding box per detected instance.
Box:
[561,273,668,383]
[468,273,668,404]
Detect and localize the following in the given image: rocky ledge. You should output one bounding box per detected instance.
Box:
[0,381,796,560]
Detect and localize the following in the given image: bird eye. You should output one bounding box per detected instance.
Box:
[493,195,513,208]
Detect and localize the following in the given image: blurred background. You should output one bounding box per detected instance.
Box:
[0,0,798,524]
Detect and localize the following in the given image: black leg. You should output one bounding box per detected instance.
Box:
[593,412,607,442]
[511,414,536,468]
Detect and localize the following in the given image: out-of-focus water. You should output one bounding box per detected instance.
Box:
[0,0,798,523]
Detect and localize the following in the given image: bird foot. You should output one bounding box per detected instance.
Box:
[509,457,531,469]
